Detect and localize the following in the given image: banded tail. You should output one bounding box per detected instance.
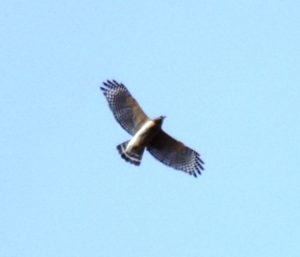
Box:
[117,141,145,166]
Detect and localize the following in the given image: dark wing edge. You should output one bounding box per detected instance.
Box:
[147,130,204,177]
[100,80,149,135]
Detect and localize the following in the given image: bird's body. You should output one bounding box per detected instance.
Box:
[126,118,161,153]
[100,80,204,177]
[117,117,164,165]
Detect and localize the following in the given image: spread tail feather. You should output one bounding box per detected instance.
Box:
[117,141,144,166]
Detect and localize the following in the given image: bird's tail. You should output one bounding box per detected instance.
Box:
[117,140,144,166]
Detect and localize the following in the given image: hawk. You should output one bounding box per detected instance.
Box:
[100,80,204,177]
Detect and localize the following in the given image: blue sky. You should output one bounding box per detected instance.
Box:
[1,1,299,256]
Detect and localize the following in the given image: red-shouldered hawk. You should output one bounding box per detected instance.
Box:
[100,80,204,177]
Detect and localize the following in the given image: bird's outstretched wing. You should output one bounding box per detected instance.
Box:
[101,80,149,135]
[147,130,204,177]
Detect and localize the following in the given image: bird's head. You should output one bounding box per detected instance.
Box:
[154,115,166,127]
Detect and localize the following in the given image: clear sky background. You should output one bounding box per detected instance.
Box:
[1,1,299,256]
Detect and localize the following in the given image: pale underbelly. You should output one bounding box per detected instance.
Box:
[126,120,159,152]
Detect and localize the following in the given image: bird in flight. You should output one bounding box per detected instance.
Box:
[100,80,204,177]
